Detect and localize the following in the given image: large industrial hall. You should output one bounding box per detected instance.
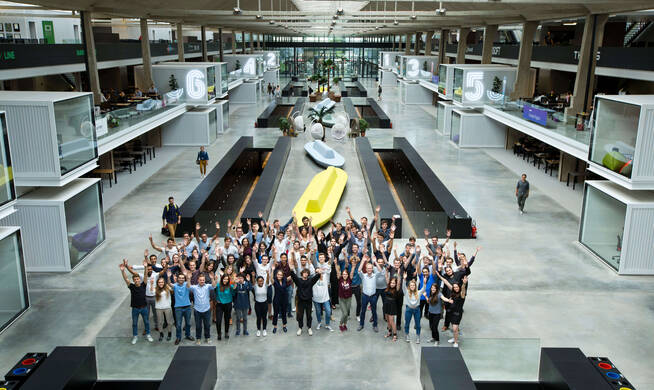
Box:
[0,0,653,388]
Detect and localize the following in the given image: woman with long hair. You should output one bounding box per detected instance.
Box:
[154,276,174,341]
[271,266,290,334]
[426,283,443,346]
[402,273,427,344]
[254,273,271,337]
[438,274,467,347]
[334,259,352,331]
[215,274,234,340]
[382,275,401,341]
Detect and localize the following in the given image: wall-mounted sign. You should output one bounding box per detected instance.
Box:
[41,21,54,44]
[406,58,420,78]
[243,58,256,75]
[266,52,277,67]
[186,69,206,99]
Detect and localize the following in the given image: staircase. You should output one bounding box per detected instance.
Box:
[624,20,652,47]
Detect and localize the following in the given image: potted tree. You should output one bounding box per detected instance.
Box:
[168,74,179,90]
[308,104,336,141]
[279,117,291,136]
[359,118,369,137]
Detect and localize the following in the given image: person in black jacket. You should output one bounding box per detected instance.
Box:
[289,266,322,336]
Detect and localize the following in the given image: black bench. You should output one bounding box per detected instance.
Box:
[341,81,367,97]
[240,136,291,232]
[291,97,307,118]
[366,98,391,128]
[355,137,402,237]
[256,100,278,128]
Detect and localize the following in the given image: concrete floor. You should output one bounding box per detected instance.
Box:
[1,78,654,389]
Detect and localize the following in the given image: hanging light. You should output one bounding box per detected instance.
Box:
[410,1,417,20]
[436,1,446,16]
[256,0,262,18]
[269,0,275,24]
[394,19,399,25]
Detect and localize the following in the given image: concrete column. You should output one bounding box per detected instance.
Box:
[438,29,448,65]
[218,28,224,61]
[414,32,421,55]
[456,27,470,64]
[565,14,609,116]
[481,24,498,64]
[424,31,433,56]
[176,23,184,61]
[231,32,236,53]
[139,18,153,88]
[398,35,402,51]
[241,31,246,53]
[510,21,538,99]
[405,34,410,54]
[201,26,208,61]
[80,11,101,105]
[257,33,261,49]
[391,35,395,50]
[249,32,254,52]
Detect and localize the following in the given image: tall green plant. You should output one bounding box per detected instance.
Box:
[308,105,336,141]
[278,117,291,136]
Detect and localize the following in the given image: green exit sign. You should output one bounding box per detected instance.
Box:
[1,51,15,60]
[76,49,85,56]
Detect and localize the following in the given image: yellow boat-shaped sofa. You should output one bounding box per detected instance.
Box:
[292,166,348,228]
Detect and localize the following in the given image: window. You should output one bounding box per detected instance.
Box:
[0,231,27,333]
[64,183,105,269]
[0,114,15,207]
[580,185,626,270]
[54,95,97,175]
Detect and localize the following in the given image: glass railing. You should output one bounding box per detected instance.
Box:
[95,337,177,380]
[98,103,182,142]
[459,338,541,382]
[488,99,591,145]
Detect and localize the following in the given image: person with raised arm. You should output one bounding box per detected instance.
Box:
[312,252,333,332]
[171,270,194,345]
[253,271,271,337]
[189,272,214,344]
[436,271,467,347]
[119,259,153,344]
[289,266,322,336]
[334,252,353,331]
[382,272,401,341]
[271,260,291,334]
[357,251,382,332]
[403,272,427,344]
[154,261,174,342]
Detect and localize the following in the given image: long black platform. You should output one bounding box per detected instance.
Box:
[343,97,391,128]
[240,136,291,232]
[178,137,271,237]
[341,81,367,97]
[256,98,306,128]
[14,346,216,390]
[355,137,402,237]
[281,81,308,97]
[421,347,618,390]
[377,137,473,238]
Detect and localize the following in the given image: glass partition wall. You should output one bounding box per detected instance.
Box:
[0,229,28,334]
[0,113,15,207]
[53,95,97,175]
[64,182,105,269]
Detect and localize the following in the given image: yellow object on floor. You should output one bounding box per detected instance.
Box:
[292,166,347,229]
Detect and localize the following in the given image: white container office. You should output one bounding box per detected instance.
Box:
[224,54,265,79]
[214,100,229,133]
[399,79,432,105]
[151,63,217,105]
[0,112,16,219]
[0,91,98,187]
[0,226,28,334]
[452,65,517,107]
[398,55,439,81]
[587,95,654,190]
[163,61,228,97]
[254,50,280,70]
[2,178,105,272]
[437,64,509,101]
[162,106,219,146]
[378,51,401,70]
[450,108,506,148]
[579,180,654,274]
[437,101,455,136]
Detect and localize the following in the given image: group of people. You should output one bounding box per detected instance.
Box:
[122,203,479,347]
[267,83,281,98]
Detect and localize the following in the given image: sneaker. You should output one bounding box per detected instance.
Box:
[283,327,288,333]
[167,333,172,341]
[343,325,348,331]
[235,330,240,336]
[416,338,420,344]
[225,335,229,339]
[158,333,164,342]
[196,340,201,345]
[244,331,250,336]
[217,335,222,340]
[273,328,277,334]
[297,329,302,336]
[428,338,435,343]
[520,210,524,215]
[434,341,439,347]
[326,325,333,332]
[448,338,455,344]
[356,316,360,322]
[131,336,138,345]
[317,323,322,330]
[185,336,195,341]
[357,326,363,331]
[453,342,459,348]
[339,325,344,332]
[308,328,313,336]
[205,338,211,344]
[263,330,267,337]
[256,330,261,337]
[292,307,296,312]
[146,334,153,342]
[373,326,378,333]
[405,334,410,342]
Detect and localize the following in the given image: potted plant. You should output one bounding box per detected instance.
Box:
[308,104,336,141]
[168,74,178,90]
[491,76,502,94]
[235,59,241,70]
[359,118,369,137]
[278,117,291,136]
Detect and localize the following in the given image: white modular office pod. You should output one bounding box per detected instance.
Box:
[399,79,432,105]
[254,50,280,70]
[380,69,398,86]
[214,100,229,133]
[378,51,401,70]
[263,68,280,89]
[0,91,98,187]
[224,54,265,80]
[0,112,16,219]
[150,63,217,105]
[229,80,259,104]
[437,64,510,101]
[437,101,455,136]
[162,106,218,146]
[587,95,654,190]
[452,65,517,107]
[0,226,28,334]
[580,181,654,275]
[1,178,105,272]
[450,108,506,148]
[398,55,439,81]
[163,61,229,98]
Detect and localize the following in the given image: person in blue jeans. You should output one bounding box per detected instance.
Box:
[190,274,213,344]
[402,274,427,344]
[172,273,195,345]
[120,260,153,345]
[357,255,383,332]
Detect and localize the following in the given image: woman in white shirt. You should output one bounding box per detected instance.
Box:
[154,276,174,342]
[312,253,333,331]
[254,272,271,337]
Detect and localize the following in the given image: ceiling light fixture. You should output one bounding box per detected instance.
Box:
[269,0,275,24]
[411,1,417,20]
[563,21,577,26]
[436,1,446,16]
[394,19,399,25]
[256,0,262,19]
[336,8,344,15]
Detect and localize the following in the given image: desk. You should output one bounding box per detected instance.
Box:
[143,145,155,159]
[567,171,585,190]
[114,157,135,173]
[93,168,116,187]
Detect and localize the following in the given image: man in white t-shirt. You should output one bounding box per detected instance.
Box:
[126,260,162,333]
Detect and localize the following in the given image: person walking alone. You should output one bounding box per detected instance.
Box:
[516,173,530,214]
[197,146,209,178]
[162,196,181,238]
[377,83,382,101]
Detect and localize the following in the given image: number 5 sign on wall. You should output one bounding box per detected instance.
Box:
[42,21,55,44]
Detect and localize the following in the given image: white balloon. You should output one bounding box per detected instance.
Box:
[310,122,324,140]
[294,115,304,131]
[332,123,347,140]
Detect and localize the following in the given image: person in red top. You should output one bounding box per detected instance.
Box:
[334,258,353,331]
